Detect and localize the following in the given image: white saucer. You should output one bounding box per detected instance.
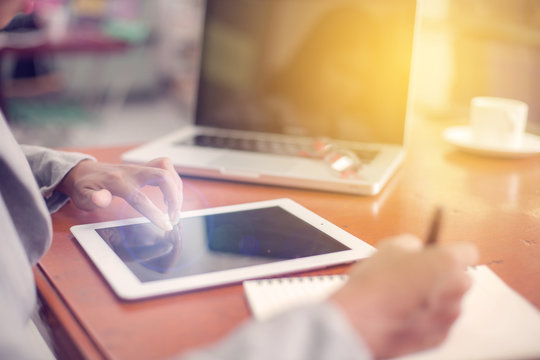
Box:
[443,126,540,158]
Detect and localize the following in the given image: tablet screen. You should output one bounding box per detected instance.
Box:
[96,206,350,283]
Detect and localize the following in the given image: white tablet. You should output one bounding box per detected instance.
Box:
[71,198,375,300]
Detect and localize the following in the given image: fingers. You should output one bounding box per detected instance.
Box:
[124,187,174,231]
[113,158,182,230]
[427,243,477,313]
[377,234,423,252]
[443,242,479,269]
[393,302,460,357]
[91,189,113,208]
[332,234,478,359]
[144,158,183,225]
[70,167,174,231]
[61,158,184,231]
[430,270,472,308]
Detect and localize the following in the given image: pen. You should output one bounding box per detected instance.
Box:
[425,206,443,246]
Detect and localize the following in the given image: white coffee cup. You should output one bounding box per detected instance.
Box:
[470,97,528,149]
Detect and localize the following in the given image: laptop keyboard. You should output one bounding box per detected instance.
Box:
[176,135,379,163]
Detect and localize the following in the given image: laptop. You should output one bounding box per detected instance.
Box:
[122,0,419,195]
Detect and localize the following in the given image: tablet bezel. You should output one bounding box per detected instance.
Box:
[71,198,374,300]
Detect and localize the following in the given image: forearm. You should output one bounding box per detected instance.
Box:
[21,145,95,212]
[179,302,372,360]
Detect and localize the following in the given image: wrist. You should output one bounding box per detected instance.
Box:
[331,285,388,358]
[56,159,94,196]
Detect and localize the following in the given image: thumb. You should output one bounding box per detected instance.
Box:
[90,189,113,208]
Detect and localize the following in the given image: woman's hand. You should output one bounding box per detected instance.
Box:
[331,235,478,359]
[57,158,183,231]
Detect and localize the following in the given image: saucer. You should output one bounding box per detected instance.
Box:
[443,126,540,158]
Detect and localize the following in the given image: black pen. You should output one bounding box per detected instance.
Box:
[425,206,443,246]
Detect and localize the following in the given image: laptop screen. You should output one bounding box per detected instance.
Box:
[194,0,417,145]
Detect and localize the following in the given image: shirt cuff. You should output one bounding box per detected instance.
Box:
[180,301,374,360]
[41,156,95,213]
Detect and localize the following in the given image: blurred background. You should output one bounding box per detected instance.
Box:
[2,0,540,148]
[415,0,540,133]
[2,0,203,147]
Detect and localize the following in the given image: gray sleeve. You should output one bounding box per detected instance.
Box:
[179,302,373,360]
[0,311,52,360]
[20,145,95,213]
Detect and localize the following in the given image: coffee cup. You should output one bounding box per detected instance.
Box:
[469,97,528,149]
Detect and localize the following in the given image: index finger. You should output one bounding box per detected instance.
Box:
[377,234,423,252]
[442,242,479,269]
[145,158,184,224]
[122,186,173,231]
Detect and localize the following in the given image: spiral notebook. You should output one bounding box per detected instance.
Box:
[242,266,540,360]
[243,274,349,321]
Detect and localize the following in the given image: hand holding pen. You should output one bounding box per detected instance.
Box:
[331,206,478,359]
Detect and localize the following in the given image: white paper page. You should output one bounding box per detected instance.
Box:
[397,265,540,360]
[243,266,540,360]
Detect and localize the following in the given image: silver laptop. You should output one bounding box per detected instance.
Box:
[122,0,419,195]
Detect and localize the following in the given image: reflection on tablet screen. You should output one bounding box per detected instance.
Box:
[96,206,349,283]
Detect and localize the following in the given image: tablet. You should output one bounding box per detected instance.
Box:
[71,198,375,300]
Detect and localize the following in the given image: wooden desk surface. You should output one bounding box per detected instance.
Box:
[35,116,540,359]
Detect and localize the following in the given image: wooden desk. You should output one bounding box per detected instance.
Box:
[35,116,540,359]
